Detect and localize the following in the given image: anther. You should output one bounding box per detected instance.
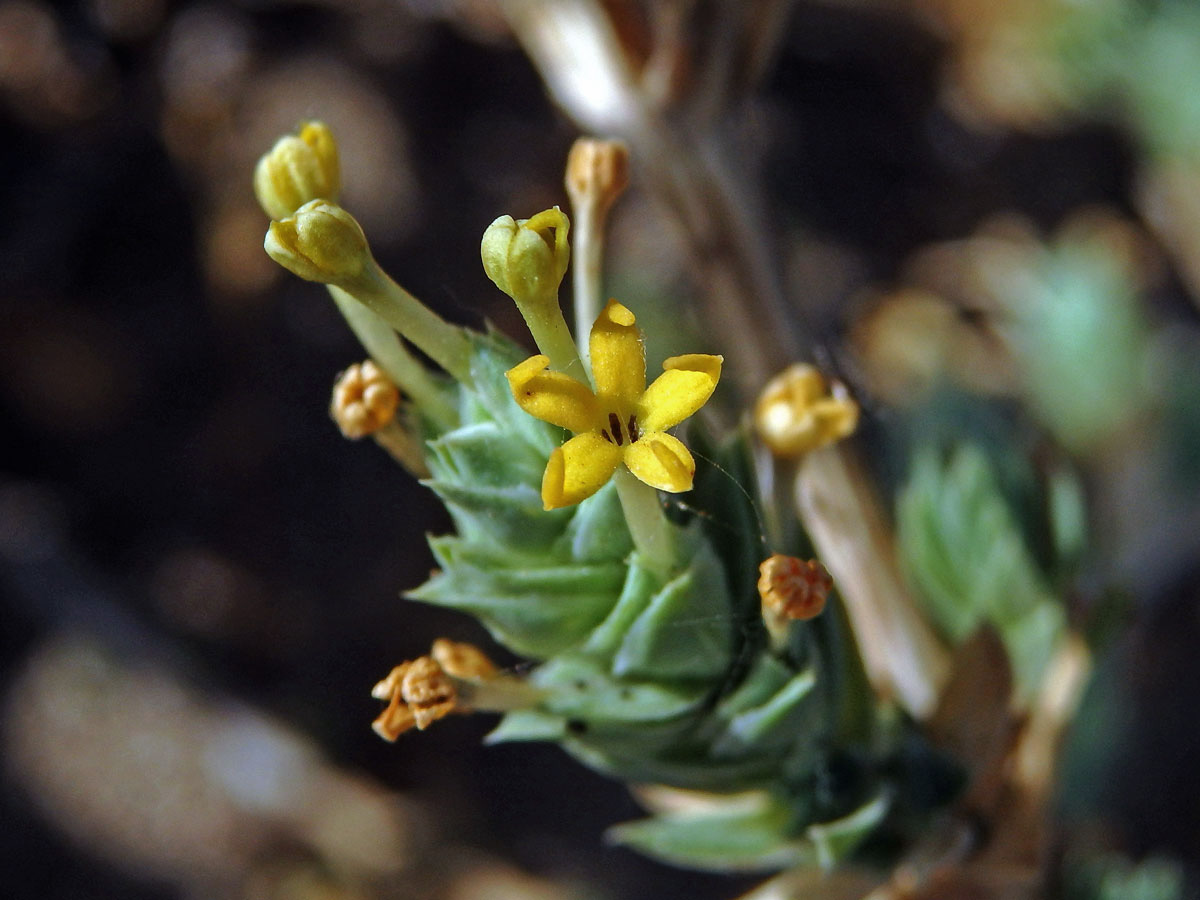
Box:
[608,412,624,445]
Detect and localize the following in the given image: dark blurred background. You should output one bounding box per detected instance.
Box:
[1,1,1198,898]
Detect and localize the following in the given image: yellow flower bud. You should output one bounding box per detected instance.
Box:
[264,199,370,287]
[480,207,570,305]
[253,121,341,220]
[754,363,859,457]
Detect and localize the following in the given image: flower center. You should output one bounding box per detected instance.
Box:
[599,410,640,446]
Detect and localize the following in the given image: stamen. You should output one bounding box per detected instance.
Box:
[627,415,639,443]
[608,412,624,445]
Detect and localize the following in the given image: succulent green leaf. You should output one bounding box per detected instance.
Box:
[710,669,818,759]
[532,653,709,723]
[897,444,1065,698]
[612,538,733,682]
[426,421,546,488]
[410,551,621,658]
[806,794,891,871]
[485,709,568,743]
[426,480,569,549]
[607,793,809,872]
[582,559,663,658]
[557,481,633,562]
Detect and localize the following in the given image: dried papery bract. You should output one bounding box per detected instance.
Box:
[796,446,952,720]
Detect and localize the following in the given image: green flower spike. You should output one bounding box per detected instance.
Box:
[506,298,722,510]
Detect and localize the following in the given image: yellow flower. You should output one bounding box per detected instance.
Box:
[506,299,722,510]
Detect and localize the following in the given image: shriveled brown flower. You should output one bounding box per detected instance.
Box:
[758,554,833,621]
[431,638,497,680]
[371,640,497,741]
[331,360,400,439]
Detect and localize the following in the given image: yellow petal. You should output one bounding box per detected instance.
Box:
[623,432,696,493]
[589,299,645,407]
[506,355,599,433]
[638,354,723,432]
[542,432,622,509]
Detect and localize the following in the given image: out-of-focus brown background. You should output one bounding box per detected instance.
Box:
[2,1,1198,898]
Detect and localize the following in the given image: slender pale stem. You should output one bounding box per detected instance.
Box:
[456,675,546,713]
[613,467,675,578]
[328,286,457,432]
[341,260,473,384]
[372,421,431,478]
[571,197,602,373]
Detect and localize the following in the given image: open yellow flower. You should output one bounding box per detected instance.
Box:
[507,299,722,510]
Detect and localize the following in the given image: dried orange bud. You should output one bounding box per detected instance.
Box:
[331,360,400,439]
[754,363,859,457]
[758,554,832,621]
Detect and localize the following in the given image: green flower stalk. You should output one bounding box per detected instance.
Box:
[255,122,458,428]
[481,208,582,377]
[266,199,471,384]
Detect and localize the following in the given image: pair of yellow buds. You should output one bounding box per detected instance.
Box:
[254,121,371,288]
